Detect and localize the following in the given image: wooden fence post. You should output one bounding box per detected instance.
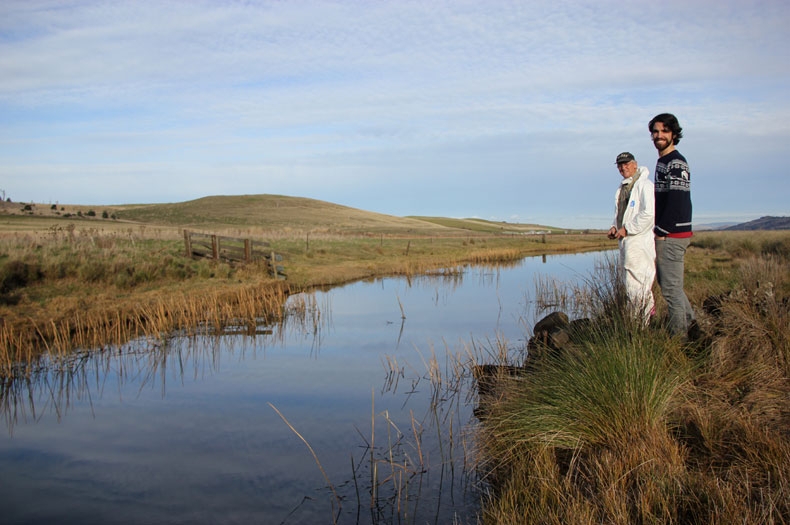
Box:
[183,230,192,257]
[182,232,282,276]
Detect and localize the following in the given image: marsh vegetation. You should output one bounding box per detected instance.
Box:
[471,230,789,524]
[1,250,606,524]
[0,196,608,371]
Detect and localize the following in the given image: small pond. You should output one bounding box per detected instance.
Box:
[0,251,609,524]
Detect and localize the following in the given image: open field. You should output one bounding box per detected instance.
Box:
[0,194,609,370]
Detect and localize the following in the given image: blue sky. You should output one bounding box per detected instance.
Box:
[1,0,788,229]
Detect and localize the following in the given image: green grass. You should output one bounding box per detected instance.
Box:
[490,332,688,450]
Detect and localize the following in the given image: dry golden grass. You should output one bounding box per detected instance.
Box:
[0,195,610,375]
[473,230,790,524]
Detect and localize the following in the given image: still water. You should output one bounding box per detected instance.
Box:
[0,251,606,524]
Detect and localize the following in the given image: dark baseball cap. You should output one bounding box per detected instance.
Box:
[615,152,635,164]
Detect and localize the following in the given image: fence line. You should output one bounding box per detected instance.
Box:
[183,230,285,279]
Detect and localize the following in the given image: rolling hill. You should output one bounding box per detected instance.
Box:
[1,194,567,235]
[724,216,790,231]
[110,195,565,235]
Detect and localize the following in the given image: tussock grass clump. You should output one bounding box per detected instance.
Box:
[477,311,691,523]
[488,335,687,450]
[475,238,790,524]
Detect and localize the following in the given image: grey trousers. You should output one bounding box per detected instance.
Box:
[655,236,695,337]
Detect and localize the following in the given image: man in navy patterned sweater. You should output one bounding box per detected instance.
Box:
[649,113,697,339]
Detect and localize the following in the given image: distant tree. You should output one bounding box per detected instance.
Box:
[102,210,109,219]
[86,210,96,217]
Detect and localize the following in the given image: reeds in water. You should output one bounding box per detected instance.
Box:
[367,339,483,523]
[0,283,291,378]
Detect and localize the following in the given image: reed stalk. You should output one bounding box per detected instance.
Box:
[268,402,341,523]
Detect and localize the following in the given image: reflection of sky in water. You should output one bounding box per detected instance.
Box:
[0,251,609,524]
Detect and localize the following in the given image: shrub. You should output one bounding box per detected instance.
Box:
[111,257,134,278]
[163,256,190,280]
[731,238,759,257]
[196,259,215,279]
[761,238,790,259]
[132,268,154,286]
[78,260,107,282]
[113,271,133,289]
[690,236,723,250]
[0,259,42,292]
[44,259,78,280]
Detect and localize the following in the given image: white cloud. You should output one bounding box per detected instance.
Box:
[1,0,789,227]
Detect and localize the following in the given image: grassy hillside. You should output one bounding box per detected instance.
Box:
[112,195,448,234]
[408,216,565,234]
[1,195,568,236]
[724,215,790,231]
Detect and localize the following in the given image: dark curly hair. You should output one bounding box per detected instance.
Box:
[649,113,683,145]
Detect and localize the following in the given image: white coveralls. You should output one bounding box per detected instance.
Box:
[612,166,656,321]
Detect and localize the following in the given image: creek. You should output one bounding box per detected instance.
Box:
[0,251,607,524]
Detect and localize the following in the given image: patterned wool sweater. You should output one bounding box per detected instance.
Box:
[654,149,692,237]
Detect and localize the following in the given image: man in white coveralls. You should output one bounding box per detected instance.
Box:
[607,152,656,323]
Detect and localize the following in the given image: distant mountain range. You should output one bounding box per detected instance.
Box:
[695,222,738,231]
[723,216,790,231]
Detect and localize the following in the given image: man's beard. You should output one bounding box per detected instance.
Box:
[653,138,669,151]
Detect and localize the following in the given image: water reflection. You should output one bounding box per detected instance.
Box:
[0,251,608,524]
